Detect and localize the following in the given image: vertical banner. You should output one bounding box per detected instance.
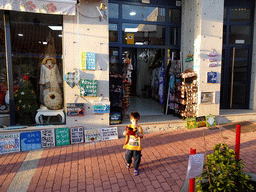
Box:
[70,126,84,144]
[86,52,96,70]
[41,129,55,148]
[55,128,70,146]
[20,131,41,151]
[0,133,20,154]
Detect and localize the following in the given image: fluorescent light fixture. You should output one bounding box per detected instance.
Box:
[43,42,47,45]
[125,28,138,32]
[48,26,62,30]
[135,42,143,45]
[58,34,62,37]
[18,34,23,37]
[130,12,136,16]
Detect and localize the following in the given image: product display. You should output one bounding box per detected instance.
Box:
[174,69,198,118]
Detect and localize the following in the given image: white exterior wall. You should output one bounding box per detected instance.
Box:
[63,0,109,128]
[250,4,256,110]
[181,0,224,116]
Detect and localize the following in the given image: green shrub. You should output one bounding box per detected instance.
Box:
[195,143,254,192]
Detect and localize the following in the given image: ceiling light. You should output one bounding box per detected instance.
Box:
[130,12,136,16]
[58,34,62,37]
[48,26,62,30]
[43,42,47,45]
[18,34,23,37]
[125,28,138,32]
[135,42,143,45]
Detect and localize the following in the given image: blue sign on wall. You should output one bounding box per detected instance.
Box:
[86,52,96,70]
[20,131,41,151]
[207,72,217,83]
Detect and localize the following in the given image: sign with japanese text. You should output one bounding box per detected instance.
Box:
[0,133,20,154]
[80,79,98,97]
[55,127,70,146]
[20,131,41,151]
[41,129,55,148]
[70,126,84,144]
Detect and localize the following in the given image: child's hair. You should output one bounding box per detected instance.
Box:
[130,111,140,120]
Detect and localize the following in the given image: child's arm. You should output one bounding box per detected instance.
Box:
[136,126,144,138]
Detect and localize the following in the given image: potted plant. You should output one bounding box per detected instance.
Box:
[195,143,254,192]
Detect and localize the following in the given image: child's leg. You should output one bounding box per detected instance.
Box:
[125,150,133,165]
[133,151,142,170]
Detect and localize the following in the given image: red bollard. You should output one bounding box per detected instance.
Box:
[235,124,241,160]
[189,148,196,192]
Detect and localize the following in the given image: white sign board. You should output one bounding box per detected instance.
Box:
[102,127,118,141]
[84,128,102,143]
[186,153,205,180]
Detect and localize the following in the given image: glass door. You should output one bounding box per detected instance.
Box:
[220,7,253,109]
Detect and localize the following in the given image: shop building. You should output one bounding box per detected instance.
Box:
[0,0,256,131]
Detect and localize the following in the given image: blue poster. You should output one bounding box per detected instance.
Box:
[207,72,217,83]
[20,131,41,151]
[86,52,96,70]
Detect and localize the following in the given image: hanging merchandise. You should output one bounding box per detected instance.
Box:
[158,62,165,105]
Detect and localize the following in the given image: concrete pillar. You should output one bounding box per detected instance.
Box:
[181,0,224,116]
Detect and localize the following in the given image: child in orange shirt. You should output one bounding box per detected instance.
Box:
[123,111,143,176]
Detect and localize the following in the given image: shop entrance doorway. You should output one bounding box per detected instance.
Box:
[220,6,254,109]
[122,48,164,116]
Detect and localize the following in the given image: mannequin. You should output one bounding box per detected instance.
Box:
[39,56,62,108]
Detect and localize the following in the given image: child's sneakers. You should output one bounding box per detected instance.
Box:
[134,169,139,176]
[126,164,130,169]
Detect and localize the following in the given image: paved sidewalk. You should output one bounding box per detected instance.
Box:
[1,125,256,192]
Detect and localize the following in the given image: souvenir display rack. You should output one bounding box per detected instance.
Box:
[174,70,198,119]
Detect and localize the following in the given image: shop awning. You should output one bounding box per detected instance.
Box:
[0,0,77,15]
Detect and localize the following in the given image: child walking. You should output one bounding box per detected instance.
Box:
[123,111,144,176]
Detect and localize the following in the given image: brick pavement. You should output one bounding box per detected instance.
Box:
[0,126,256,192]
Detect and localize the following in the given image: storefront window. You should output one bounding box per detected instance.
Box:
[109,48,119,73]
[109,24,118,42]
[0,11,8,114]
[122,23,165,45]
[9,11,63,125]
[169,9,181,23]
[229,25,251,44]
[122,5,165,22]
[170,27,178,45]
[230,8,251,22]
[109,3,119,19]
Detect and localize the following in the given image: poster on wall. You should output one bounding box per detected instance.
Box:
[80,79,98,97]
[0,133,20,154]
[70,126,84,144]
[41,129,55,148]
[55,128,70,146]
[86,52,96,70]
[67,103,85,116]
[101,127,118,141]
[84,128,102,142]
[20,131,41,151]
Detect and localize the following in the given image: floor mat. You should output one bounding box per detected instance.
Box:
[222,121,256,133]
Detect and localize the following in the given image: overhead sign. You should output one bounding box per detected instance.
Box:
[1,0,77,15]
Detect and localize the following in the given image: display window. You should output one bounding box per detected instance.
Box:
[2,11,63,125]
[0,11,8,114]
